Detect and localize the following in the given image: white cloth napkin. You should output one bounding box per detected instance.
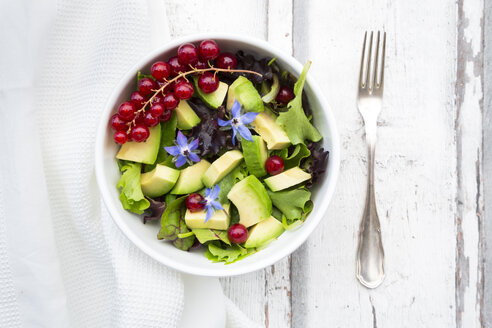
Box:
[0,0,261,327]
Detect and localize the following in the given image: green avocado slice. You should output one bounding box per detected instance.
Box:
[175,100,201,130]
[244,216,285,248]
[170,160,211,194]
[202,150,244,188]
[264,167,311,192]
[116,124,161,164]
[140,164,180,198]
[241,136,268,177]
[194,77,229,109]
[252,112,290,150]
[185,204,230,230]
[226,76,264,112]
[227,175,272,227]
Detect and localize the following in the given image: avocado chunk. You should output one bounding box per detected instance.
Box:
[227,175,272,227]
[241,136,267,177]
[116,124,161,164]
[202,150,244,187]
[244,216,285,248]
[140,164,180,198]
[194,78,229,109]
[264,167,311,192]
[170,160,211,194]
[185,204,230,230]
[175,100,201,130]
[226,76,264,112]
[252,112,290,150]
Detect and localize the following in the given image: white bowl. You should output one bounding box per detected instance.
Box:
[95,33,340,277]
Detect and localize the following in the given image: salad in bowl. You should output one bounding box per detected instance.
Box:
[96,35,338,274]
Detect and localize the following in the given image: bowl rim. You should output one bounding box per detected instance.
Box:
[95,33,340,276]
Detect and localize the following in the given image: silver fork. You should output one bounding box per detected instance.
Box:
[356,31,386,289]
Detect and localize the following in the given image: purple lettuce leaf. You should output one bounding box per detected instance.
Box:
[189,99,237,158]
[143,197,166,224]
[304,142,329,186]
[157,196,195,251]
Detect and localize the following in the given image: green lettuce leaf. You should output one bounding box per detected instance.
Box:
[229,203,240,225]
[267,188,312,221]
[157,196,195,250]
[117,161,150,214]
[205,243,255,264]
[274,143,311,169]
[192,229,231,245]
[217,164,247,203]
[281,215,304,230]
[271,207,283,221]
[137,71,153,84]
[276,61,322,145]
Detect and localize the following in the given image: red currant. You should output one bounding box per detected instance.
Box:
[130,124,150,142]
[163,93,180,110]
[173,77,187,88]
[130,91,147,107]
[168,56,187,76]
[161,108,173,122]
[134,112,145,125]
[138,77,157,96]
[186,193,205,212]
[143,111,160,127]
[194,59,208,70]
[276,86,294,104]
[177,43,199,66]
[151,61,171,82]
[199,40,220,61]
[110,114,128,131]
[265,155,284,175]
[113,131,128,144]
[163,83,174,94]
[149,103,164,117]
[174,80,194,100]
[198,72,219,93]
[216,53,237,69]
[227,224,248,244]
[117,102,136,121]
[151,93,164,105]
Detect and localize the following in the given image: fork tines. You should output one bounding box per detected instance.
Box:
[359,31,386,92]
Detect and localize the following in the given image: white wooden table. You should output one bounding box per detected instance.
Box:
[166,1,489,326]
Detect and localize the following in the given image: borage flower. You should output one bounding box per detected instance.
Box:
[203,185,224,222]
[218,100,258,145]
[164,131,200,168]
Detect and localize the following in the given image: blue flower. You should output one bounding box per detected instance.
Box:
[217,100,258,145]
[164,131,200,168]
[203,185,224,222]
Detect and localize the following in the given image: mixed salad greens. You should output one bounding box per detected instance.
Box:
[110,40,329,263]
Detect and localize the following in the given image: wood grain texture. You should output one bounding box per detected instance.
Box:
[455,1,485,327]
[292,0,458,327]
[483,0,492,326]
[165,0,267,40]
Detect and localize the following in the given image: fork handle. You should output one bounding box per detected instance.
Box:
[356,123,385,288]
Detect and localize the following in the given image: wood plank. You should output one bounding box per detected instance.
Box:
[482,0,492,326]
[455,0,485,327]
[162,1,271,325]
[264,1,294,327]
[291,0,458,327]
[165,0,268,39]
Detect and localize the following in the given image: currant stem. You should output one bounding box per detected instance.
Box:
[126,67,263,133]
